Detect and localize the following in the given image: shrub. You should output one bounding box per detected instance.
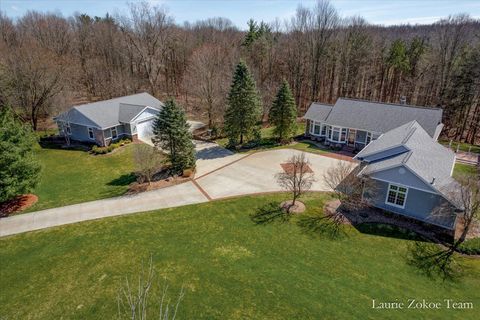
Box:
[457,238,480,255]
[182,168,194,178]
[91,138,132,155]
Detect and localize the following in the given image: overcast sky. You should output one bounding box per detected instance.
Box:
[1,0,479,28]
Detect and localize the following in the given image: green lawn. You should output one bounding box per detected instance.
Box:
[1,193,479,319]
[28,144,137,212]
[215,123,330,156]
[453,163,479,179]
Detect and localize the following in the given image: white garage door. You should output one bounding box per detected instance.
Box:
[136,119,154,143]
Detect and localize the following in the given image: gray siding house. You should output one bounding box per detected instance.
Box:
[304,98,460,230]
[54,93,164,146]
[304,98,444,151]
[354,121,460,230]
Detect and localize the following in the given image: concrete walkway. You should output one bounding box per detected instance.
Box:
[0,146,353,238]
[0,182,208,237]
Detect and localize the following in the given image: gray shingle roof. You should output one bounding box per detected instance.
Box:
[303,103,333,122]
[358,121,458,205]
[55,92,163,128]
[354,121,417,159]
[305,98,443,137]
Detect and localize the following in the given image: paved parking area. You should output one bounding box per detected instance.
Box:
[194,140,246,178]
[195,148,353,199]
[0,142,354,237]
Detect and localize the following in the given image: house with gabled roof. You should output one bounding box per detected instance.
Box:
[54,92,164,146]
[304,98,461,230]
[304,98,444,151]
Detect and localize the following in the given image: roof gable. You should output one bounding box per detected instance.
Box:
[55,92,163,128]
[303,103,333,122]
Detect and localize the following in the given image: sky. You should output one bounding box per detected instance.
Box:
[1,0,479,28]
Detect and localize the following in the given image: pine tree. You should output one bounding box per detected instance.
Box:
[224,61,261,146]
[269,80,297,143]
[0,106,41,202]
[152,99,196,173]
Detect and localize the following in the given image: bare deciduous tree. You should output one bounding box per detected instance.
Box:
[134,144,165,184]
[323,161,373,211]
[117,256,185,320]
[275,153,315,211]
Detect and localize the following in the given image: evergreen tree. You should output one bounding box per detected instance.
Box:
[152,99,195,173]
[0,106,41,202]
[269,80,297,143]
[224,61,261,146]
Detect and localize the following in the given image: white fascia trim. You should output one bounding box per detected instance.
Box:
[130,106,159,123]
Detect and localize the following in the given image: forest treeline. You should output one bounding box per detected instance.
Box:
[0,0,478,144]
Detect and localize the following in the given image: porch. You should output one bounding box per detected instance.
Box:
[305,120,380,153]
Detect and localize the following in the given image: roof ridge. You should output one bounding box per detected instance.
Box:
[401,124,417,144]
[401,151,413,164]
[338,97,443,111]
[72,92,149,108]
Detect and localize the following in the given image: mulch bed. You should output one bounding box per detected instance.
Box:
[324,199,453,243]
[280,163,313,174]
[127,176,191,194]
[0,194,38,217]
[280,200,306,213]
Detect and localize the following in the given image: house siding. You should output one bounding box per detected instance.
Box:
[366,180,456,229]
[369,166,437,193]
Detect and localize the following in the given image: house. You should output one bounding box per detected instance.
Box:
[304,98,461,231]
[354,120,460,230]
[54,93,164,146]
[303,98,444,151]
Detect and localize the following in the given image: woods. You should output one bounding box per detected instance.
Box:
[0,0,479,144]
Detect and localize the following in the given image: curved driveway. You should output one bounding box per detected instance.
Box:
[0,144,352,237]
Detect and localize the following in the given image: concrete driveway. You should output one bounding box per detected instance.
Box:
[194,140,246,177]
[0,182,209,237]
[0,144,353,237]
[195,148,352,199]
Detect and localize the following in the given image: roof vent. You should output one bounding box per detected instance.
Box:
[431,177,436,185]
[399,96,407,105]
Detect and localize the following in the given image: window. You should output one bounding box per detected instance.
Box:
[329,126,346,143]
[321,124,326,136]
[341,128,347,141]
[65,123,71,135]
[313,122,321,135]
[366,132,372,145]
[386,184,408,208]
[111,127,118,139]
[88,127,94,139]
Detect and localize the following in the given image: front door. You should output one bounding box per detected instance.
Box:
[348,129,356,147]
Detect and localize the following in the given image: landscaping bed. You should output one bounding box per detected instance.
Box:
[0,194,38,217]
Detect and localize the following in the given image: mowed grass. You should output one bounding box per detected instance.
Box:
[453,163,478,179]
[1,193,479,319]
[28,144,137,212]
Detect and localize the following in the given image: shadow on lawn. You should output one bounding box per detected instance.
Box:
[250,202,290,224]
[354,223,425,241]
[108,173,137,186]
[297,213,347,240]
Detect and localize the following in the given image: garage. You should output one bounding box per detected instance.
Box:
[136,118,155,143]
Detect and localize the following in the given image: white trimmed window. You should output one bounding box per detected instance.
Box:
[88,127,94,139]
[111,127,118,139]
[366,132,372,145]
[386,184,408,208]
[321,124,326,136]
[329,126,346,143]
[65,123,71,135]
[313,122,321,135]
